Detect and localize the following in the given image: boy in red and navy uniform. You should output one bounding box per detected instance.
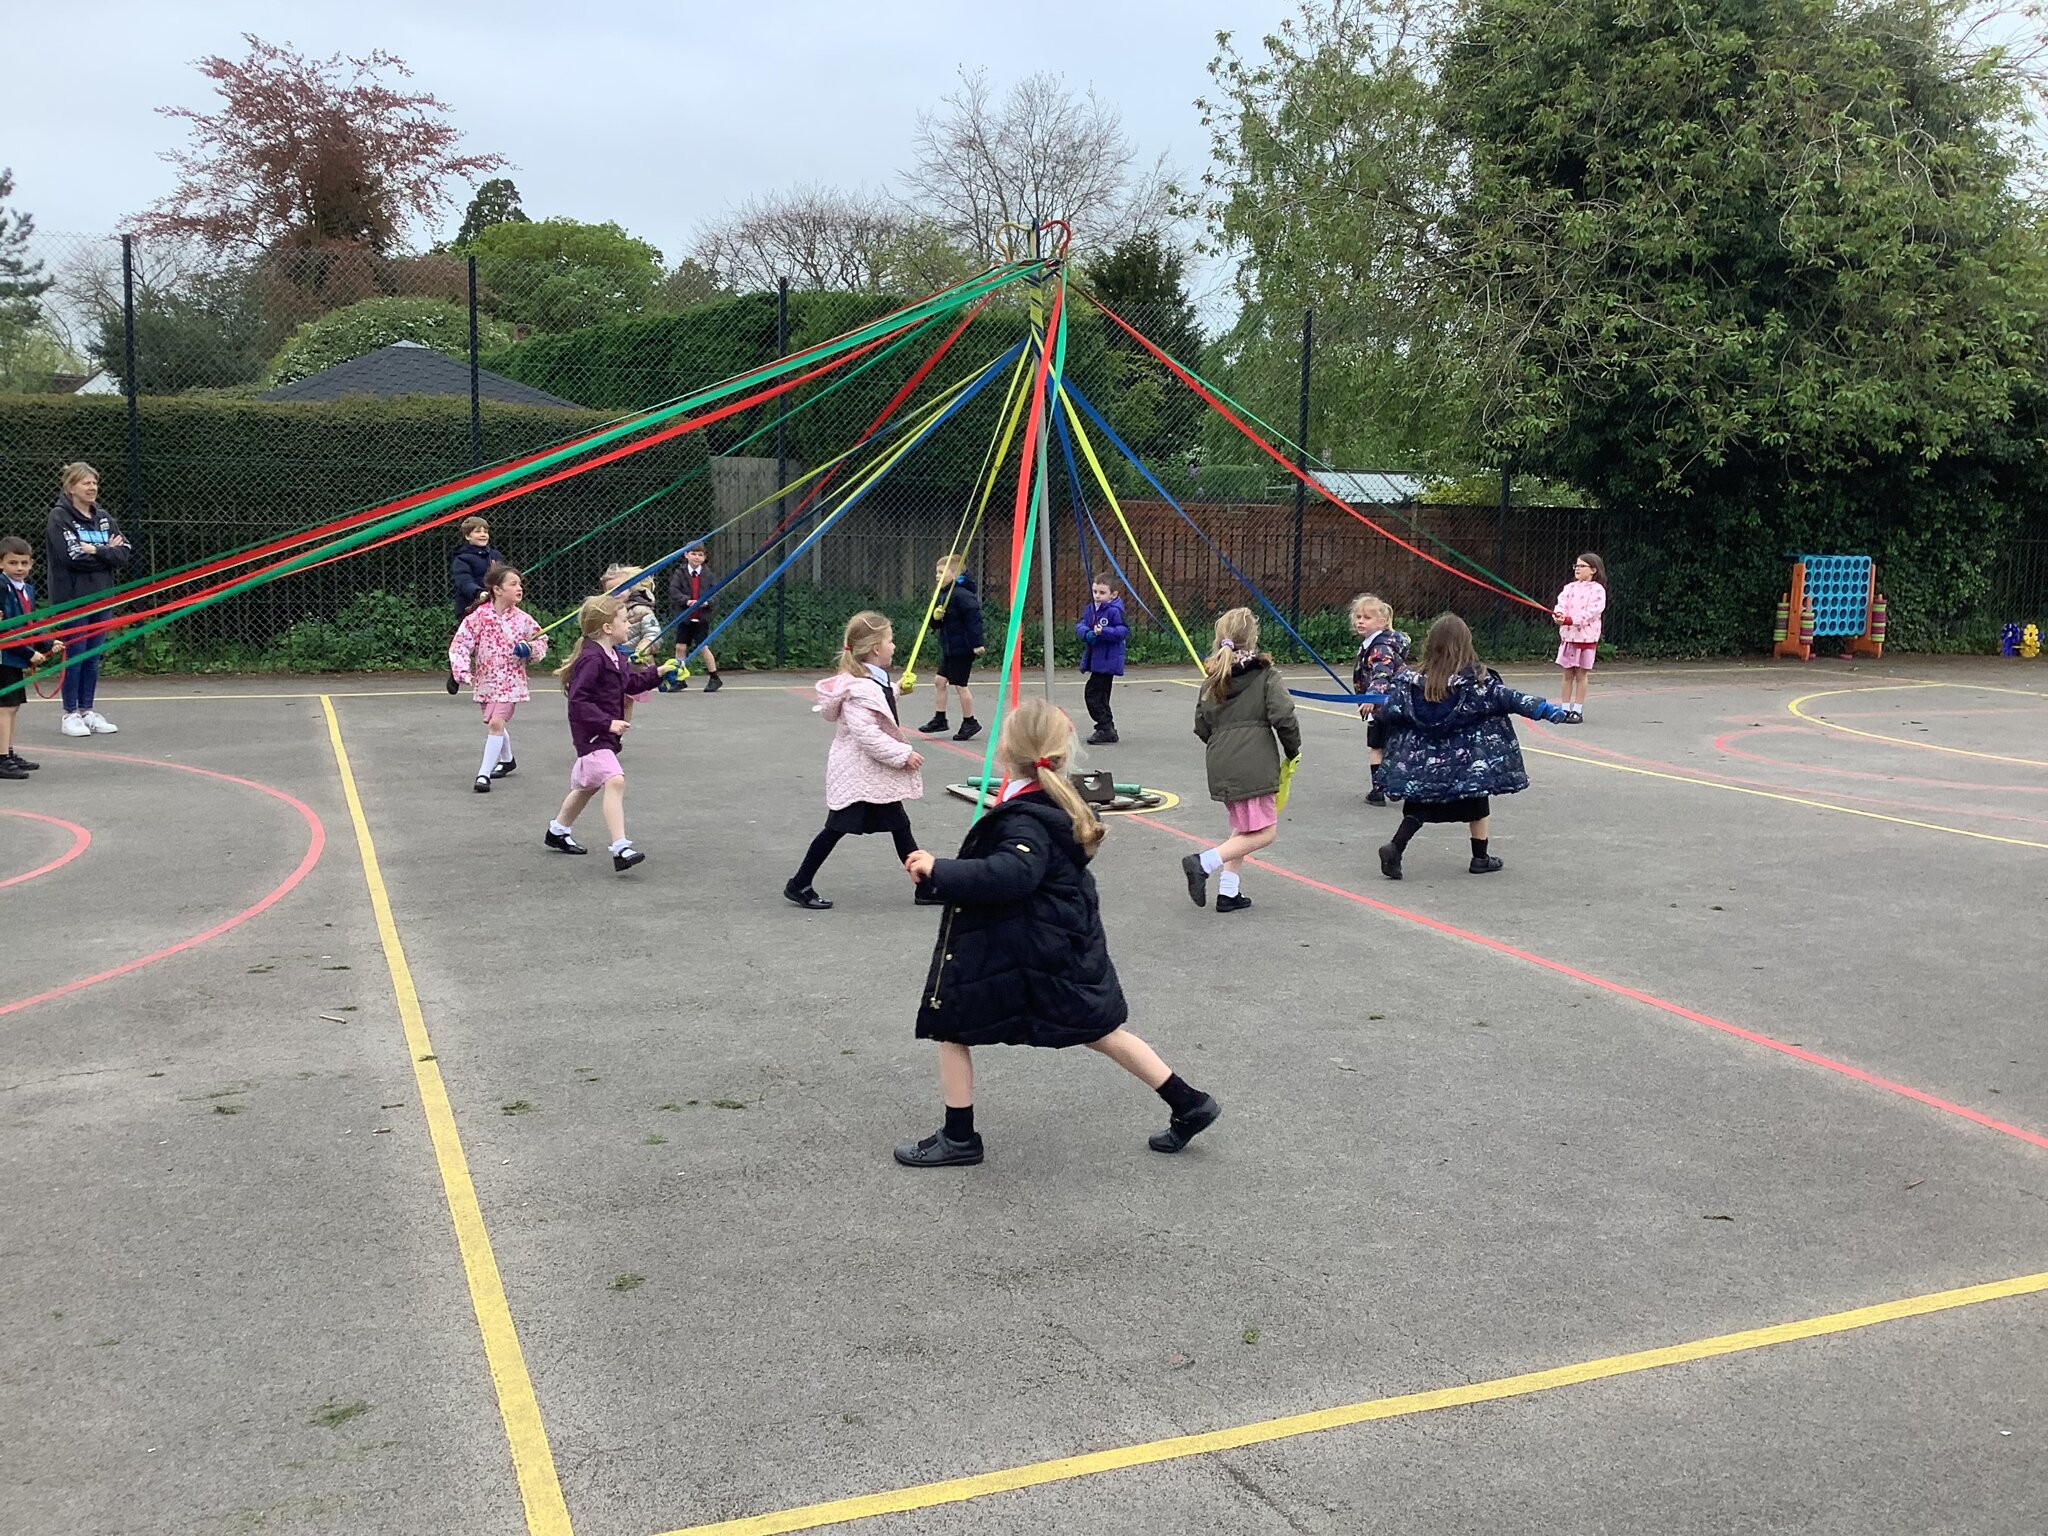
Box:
[0,534,61,779]
[667,543,724,692]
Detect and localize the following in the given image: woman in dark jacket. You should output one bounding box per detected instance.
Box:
[1375,613,1576,879]
[896,697,1220,1166]
[44,461,131,736]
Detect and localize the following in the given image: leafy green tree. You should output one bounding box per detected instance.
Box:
[455,178,528,247]
[1200,4,1473,470]
[465,217,665,332]
[269,295,511,385]
[1439,0,2048,647]
[0,169,57,391]
[93,265,272,393]
[1080,233,1206,461]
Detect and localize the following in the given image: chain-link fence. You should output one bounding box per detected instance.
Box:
[4,231,2043,673]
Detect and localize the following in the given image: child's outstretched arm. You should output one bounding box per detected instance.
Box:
[1268,671,1303,759]
[923,833,1049,906]
[1501,685,1578,723]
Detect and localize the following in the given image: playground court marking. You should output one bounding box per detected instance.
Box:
[1788,683,2048,769]
[0,749,326,1019]
[0,809,91,889]
[651,1266,2048,1536]
[319,696,573,1536]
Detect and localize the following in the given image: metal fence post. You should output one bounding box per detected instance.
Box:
[774,277,790,668]
[467,255,482,468]
[1289,307,1312,629]
[120,235,143,517]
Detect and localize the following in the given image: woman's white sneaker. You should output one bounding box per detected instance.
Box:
[59,712,91,737]
[83,711,118,734]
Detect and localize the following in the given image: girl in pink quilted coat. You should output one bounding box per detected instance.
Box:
[783,611,927,911]
[448,563,547,792]
[1550,552,1606,718]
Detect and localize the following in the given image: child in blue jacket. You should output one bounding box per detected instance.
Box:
[1075,578,1128,744]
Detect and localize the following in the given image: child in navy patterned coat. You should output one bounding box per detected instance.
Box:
[1349,593,1410,806]
[1375,614,1575,879]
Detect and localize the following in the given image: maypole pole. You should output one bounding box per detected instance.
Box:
[1030,224,1055,699]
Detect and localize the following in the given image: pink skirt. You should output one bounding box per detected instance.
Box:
[570,747,624,791]
[1556,641,1598,669]
[479,699,519,724]
[1226,794,1278,834]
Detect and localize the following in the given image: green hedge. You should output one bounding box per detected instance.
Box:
[0,392,713,651]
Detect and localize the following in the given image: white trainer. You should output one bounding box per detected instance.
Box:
[83,710,118,734]
[60,712,91,737]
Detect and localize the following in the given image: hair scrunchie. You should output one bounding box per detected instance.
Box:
[1034,757,1058,770]
[1219,638,1236,650]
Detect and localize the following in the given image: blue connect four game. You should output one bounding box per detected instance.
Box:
[1798,553,1873,638]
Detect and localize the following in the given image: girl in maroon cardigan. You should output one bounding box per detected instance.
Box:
[546,595,663,872]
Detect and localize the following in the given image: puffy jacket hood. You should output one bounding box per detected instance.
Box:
[814,669,887,722]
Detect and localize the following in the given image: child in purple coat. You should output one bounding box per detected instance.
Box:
[1074,579,1128,744]
[545,595,664,872]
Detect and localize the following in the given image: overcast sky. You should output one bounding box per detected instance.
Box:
[4,0,1267,302]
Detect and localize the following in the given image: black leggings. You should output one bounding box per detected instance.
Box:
[792,808,917,888]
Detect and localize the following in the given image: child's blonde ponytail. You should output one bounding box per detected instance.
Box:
[1201,606,1261,701]
[997,697,1104,858]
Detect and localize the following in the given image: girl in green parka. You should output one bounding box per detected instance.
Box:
[1181,608,1301,914]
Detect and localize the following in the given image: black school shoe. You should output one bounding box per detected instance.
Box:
[1086,727,1118,745]
[445,674,460,695]
[916,713,948,734]
[1149,1094,1221,1154]
[474,775,492,793]
[1468,854,1504,874]
[952,717,982,742]
[2,752,38,771]
[893,1128,984,1167]
[1216,892,1252,913]
[0,758,28,781]
[544,829,587,855]
[783,881,832,910]
[613,846,646,873]
[703,672,723,693]
[1365,787,1388,806]
[491,757,517,778]
[1378,843,1403,880]
[1180,852,1208,907]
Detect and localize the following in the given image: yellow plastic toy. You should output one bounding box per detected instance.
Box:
[1275,754,1300,814]
[2024,623,2041,659]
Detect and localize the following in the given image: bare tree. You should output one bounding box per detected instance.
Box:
[692,185,969,294]
[901,69,1175,263]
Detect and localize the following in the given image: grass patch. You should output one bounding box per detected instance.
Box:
[1242,1327,1261,1345]
[608,1274,645,1293]
[213,1104,245,1116]
[643,1133,668,1146]
[711,1098,747,1110]
[500,1100,535,1115]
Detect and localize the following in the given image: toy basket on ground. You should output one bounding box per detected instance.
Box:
[1773,555,1887,660]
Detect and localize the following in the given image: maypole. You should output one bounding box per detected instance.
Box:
[1027,222,1071,701]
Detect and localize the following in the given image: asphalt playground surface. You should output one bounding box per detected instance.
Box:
[3,656,2044,1536]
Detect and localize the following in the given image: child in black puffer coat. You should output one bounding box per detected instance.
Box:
[895,697,1220,1167]
[1375,613,1577,879]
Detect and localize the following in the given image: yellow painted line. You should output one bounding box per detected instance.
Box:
[655,1267,2048,1536]
[320,696,574,1536]
[1790,684,2048,769]
[1264,687,2048,852]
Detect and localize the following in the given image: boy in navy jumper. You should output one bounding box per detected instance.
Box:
[448,516,503,694]
[916,554,985,742]
[0,535,61,778]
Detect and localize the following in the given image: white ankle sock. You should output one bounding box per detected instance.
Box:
[609,838,632,855]
[1218,870,1241,897]
[549,820,572,837]
[1199,848,1224,875]
[478,734,504,777]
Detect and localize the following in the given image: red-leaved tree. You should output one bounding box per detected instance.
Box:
[135,35,505,256]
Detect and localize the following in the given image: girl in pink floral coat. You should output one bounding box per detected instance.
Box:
[1550,552,1606,718]
[783,611,927,911]
[448,563,547,791]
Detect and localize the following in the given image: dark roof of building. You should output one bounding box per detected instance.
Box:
[260,341,581,408]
